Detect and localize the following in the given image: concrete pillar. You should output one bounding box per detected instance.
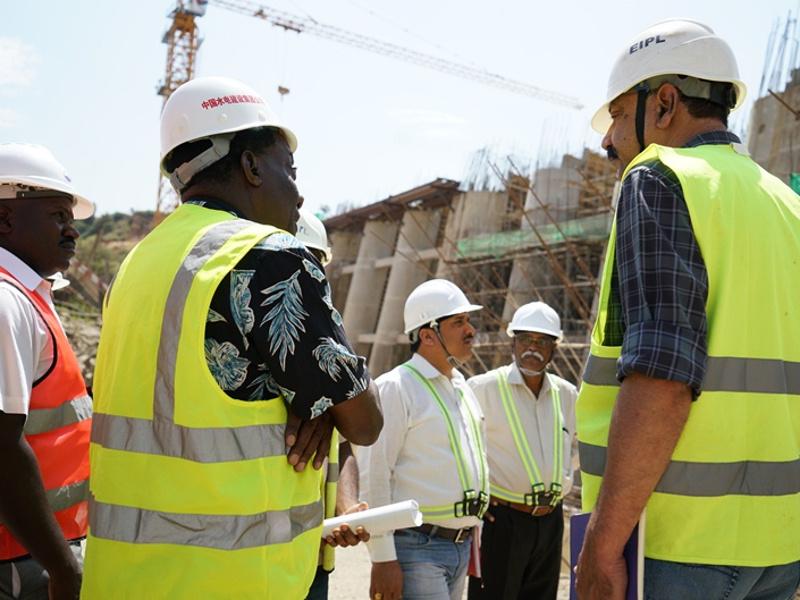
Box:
[502,160,581,321]
[341,219,400,357]
[326,229,361,313]
[435,191,509,279]
[369,208,442,376]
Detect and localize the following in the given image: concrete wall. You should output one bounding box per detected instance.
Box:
[436,191,509,279]
[748,74,800,184]
[368,208,443,376]
[326,229,362,312]
[341,219,400,358]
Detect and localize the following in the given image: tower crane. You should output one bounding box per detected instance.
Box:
[155,0,583,217]
[210,0,583,109]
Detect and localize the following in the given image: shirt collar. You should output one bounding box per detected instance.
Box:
[507,361,551,395]
[0,247,46,291]
[183,197,244,218]
[683,130,741,148]
[410,352,465,383]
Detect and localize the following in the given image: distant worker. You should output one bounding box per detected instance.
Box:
[82,77,383,599]
[0,144,94,600]
[357,279,490,600]
[295,206,371,600]
[575,19,800,600]
[467,301,576,600]
[296,207,332,267]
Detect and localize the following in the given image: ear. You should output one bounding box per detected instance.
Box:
[419,329,436,347]
[654,83,679,129]
[239,150,262,186]
[0,204,12,235]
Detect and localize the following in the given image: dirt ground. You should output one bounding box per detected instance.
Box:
[328,528,572,600]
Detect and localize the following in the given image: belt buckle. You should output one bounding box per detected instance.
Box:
[531,505,552,517]
[453,528,468,544]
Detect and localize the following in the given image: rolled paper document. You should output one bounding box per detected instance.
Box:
[321,499,423,538]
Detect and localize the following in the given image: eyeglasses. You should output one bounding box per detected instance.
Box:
[515,334,556,349]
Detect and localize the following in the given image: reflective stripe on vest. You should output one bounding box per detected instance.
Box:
[25,395,92,435]
[89,496,322,550]
[84,206,323,599]
[493,372,563,503]
[584,354,800,394]
[402,363,489,519]
[0,269,90,560]
[576,142,800,567]
[321,432,340,571]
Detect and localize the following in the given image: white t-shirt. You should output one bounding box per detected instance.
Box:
[0,247,57,416]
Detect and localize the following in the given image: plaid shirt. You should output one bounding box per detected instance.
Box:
[603,130,742,395]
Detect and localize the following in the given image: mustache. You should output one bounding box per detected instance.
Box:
[606,145,619,161]
[522,350,545,361]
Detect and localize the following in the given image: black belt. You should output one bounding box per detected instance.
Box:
[399,523,472,544]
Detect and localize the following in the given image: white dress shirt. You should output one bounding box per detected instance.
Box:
[0,247,58,416]
[468,362,577,500]
[355,353,488,562]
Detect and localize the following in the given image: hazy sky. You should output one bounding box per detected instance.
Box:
[3,0,797,216]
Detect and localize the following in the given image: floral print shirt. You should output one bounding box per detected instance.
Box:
[190,198,370,420]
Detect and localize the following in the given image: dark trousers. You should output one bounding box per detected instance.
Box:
[305,566,330,600]
[468,503,563,600]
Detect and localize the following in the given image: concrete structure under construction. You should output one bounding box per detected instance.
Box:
[748,68,800,187]
[324,150,617,381]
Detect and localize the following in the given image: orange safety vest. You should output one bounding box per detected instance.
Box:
[0,267,91,560]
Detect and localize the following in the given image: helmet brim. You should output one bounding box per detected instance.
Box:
[403,303,483,334]
[591,78,748,135]
[506,324,562,341]
[0,176,95,220]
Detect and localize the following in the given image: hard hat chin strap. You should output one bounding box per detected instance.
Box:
[431,321,463,369]
[634,81,650,154]
[632,75,737,155]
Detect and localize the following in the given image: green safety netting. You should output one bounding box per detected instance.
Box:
[456,213,613,259]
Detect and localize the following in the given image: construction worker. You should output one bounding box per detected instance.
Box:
[295,206,371,600]
[0,144,94,600]
[466,301,576,600]
[296,207,332,267]
[576,19,800,600]
[356,278,490,600]
[81,76,383,599]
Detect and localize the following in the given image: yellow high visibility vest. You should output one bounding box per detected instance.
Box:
[321,432,339,572]
[577,142,800,566]
[403,363,490,521]
[491,369,564,504]
[82,204,324,599]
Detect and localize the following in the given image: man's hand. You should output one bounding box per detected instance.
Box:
[47,557,81,600]
[285,411,333,472]
[370,560,403,600]
[324,501,370,547]
[575,538,627,600]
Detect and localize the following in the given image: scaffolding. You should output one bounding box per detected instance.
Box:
[324,148,618,383]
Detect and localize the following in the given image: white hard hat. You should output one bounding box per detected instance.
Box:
[296,208,332,265]
[0,144,94,219]
[48,272,71,291]
[160,76,298,192]
[507,301,562,341]
[403,279,482,334]
[592,19,747,134]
